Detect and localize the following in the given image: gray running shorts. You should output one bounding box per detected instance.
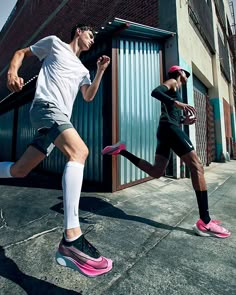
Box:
[29,101,73,156]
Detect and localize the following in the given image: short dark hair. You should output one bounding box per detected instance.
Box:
[70,24,95,40]
[168,70,182,80]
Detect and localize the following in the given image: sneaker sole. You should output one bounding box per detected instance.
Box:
[192,224,231,238]
[55,251,113,277]
[102,142,126,155]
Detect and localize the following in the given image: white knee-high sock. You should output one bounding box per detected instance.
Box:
[62,161,84,230]
[0,162,14,178]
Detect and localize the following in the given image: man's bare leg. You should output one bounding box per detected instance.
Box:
[102,142,169,178]
[137,154,169,178]
[10,146,46,177]
[181,150,206,191]
[0,145,46,178]
[181,150,211,224]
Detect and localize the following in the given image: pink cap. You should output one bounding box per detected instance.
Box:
[168,65,190,78]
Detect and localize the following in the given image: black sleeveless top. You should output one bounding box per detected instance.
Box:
[159,88,182,126]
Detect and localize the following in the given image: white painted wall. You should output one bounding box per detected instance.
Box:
[176,0,232,104]
[175,0,233,160]
[176,1,214,87]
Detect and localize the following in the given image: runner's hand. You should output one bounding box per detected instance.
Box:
[174,101,196,116]
[182,113,197,125]
[7,74,24,92]
[97,55,110,71]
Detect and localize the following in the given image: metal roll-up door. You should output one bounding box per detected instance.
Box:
[117,38,161,188]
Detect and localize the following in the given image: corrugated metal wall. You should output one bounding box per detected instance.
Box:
[16,102,35,159]
[0,110,14,160]
[117,38,161,185]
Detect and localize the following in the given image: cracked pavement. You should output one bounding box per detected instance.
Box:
[0,161,236,294]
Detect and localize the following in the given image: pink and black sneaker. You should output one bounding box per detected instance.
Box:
[193,219,231,238]
[102,142,126,155]
[56,234,112,277]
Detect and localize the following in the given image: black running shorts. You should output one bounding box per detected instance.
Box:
[156,123,194,159]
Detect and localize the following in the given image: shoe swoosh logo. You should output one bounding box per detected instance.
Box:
[72,252,108,269]
[202,224,227,234]
[67,247,108,268]
[202,225,211,232]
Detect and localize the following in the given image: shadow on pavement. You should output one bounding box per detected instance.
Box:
[0,172,62,190]
[50,195,195,236]
[0,246,81,295]
[0,172,107,192]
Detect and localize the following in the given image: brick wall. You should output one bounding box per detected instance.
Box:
[0,0,159,98]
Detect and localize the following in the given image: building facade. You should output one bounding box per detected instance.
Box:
[159,0,236,177]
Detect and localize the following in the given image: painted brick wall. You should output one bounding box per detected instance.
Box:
[0,0,159,98]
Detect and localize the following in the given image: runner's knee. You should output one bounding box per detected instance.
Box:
[10,163,30,178]
[67,145,89,162]
[149,168,164,179]
[188,158,204,175]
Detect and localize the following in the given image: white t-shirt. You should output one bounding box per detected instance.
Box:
[30,35,91,118]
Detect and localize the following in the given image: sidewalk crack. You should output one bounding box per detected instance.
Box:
[0,208,7,229]
[4,227,62,250]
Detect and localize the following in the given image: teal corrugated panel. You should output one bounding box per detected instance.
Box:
[16,102,35,159]
[118,38,161,185]
[0,110,14,160]
[73,68,103,183]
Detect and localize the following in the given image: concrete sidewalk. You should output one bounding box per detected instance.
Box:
[0,161,236,294]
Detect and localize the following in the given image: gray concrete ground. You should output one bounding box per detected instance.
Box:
[0,160,236,295]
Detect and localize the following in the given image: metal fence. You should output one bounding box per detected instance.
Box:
[194,89,216,165]
[206,98,216,164]
[194,88,208,165]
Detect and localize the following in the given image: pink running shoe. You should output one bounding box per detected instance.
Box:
[102,142,126,155]
[193,219,231,238]
[211,219,222,225]
[56,235,113,277]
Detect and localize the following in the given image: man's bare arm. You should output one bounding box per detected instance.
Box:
[80,55,110,102]
[7,47,34,92]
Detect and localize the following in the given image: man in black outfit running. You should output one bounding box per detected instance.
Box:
[102,65,231,238]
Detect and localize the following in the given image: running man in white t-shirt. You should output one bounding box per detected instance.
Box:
[0,24,112,277]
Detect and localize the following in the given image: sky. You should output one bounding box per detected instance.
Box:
[0,0,17,31]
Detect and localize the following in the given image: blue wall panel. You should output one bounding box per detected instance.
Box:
[118,38,161,185]
[0,110,14,160]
